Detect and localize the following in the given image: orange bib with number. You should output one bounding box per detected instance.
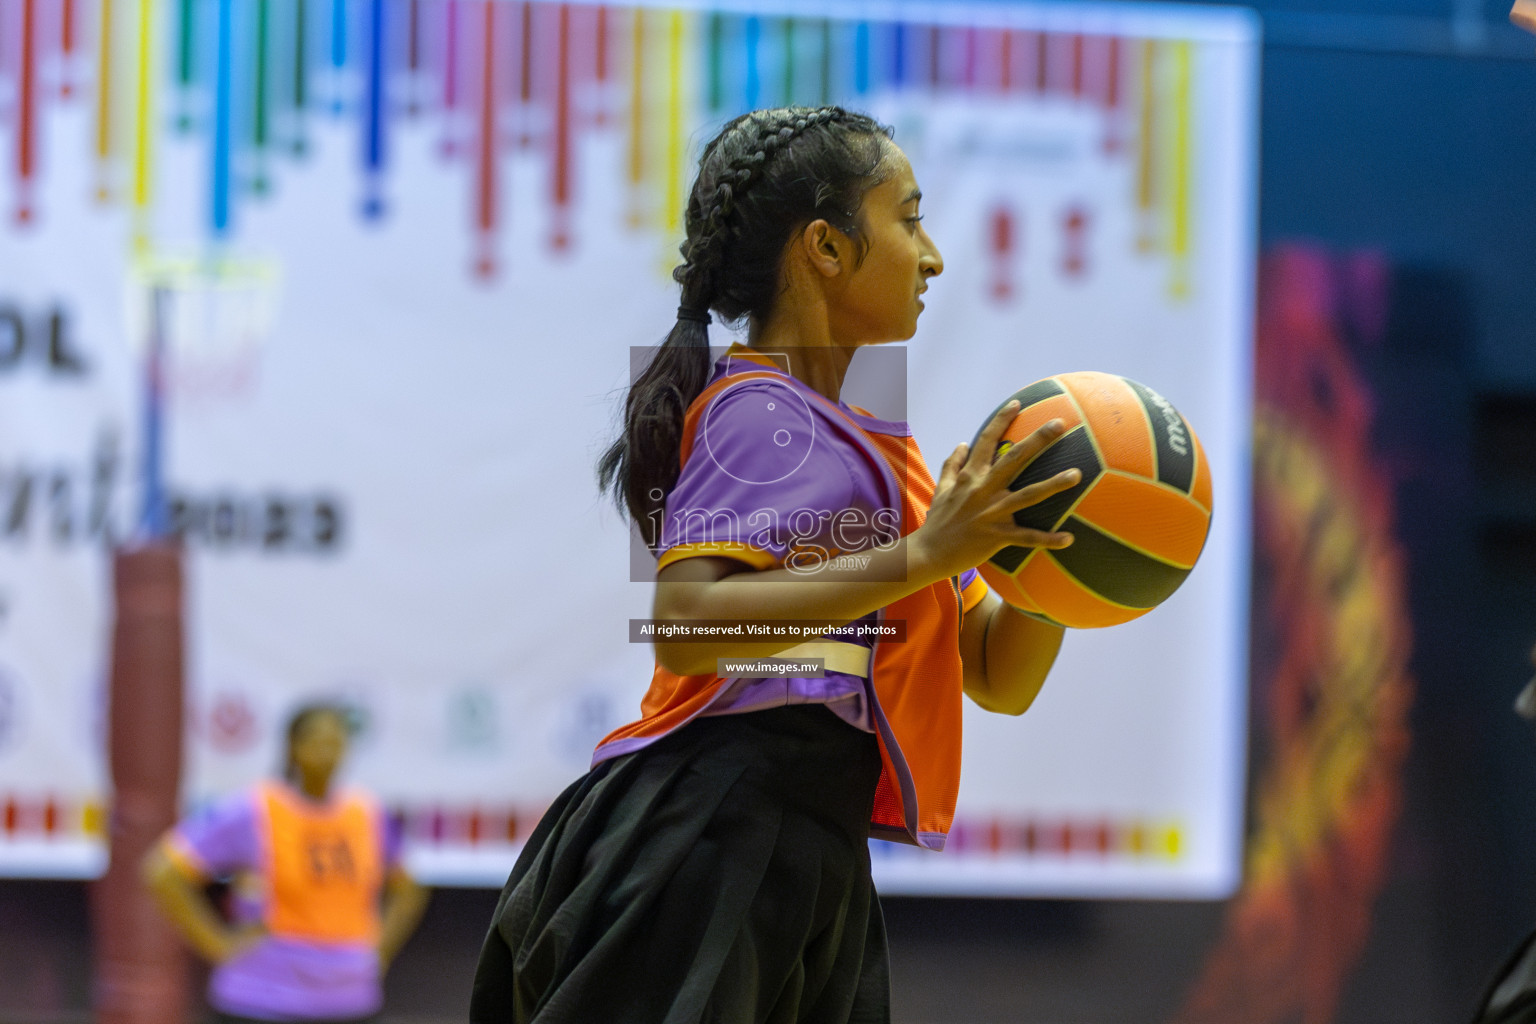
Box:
[255,782,385,945]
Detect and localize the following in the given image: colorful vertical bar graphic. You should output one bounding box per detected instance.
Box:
[0,1,1194,284]
[16,0,39,223]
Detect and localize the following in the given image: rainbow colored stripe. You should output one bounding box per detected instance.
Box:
[2,0,1196,287]
[0,785,1183,866]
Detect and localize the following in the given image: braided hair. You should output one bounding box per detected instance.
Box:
[598,106,894,546]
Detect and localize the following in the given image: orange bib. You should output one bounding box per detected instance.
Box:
[595,361,967,849]
[255,782,385,944]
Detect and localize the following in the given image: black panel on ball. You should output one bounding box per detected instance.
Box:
[1008,427,1100,532]
[970,378,1067,450]
[1124,378,1196,494]
[1050,516,1192,609]
[989,543,1032,574]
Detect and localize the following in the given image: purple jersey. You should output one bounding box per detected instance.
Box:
[654,350,985,733]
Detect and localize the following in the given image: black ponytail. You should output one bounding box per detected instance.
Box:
[597,318,713,549]
[597,106,894,547]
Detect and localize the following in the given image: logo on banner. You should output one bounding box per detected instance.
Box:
[446,688,498,754]
[554,689,618,761]
[205,692,260,755]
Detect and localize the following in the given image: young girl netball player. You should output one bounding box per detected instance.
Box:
[144,704,430,1023]
[471,106,1081,1024]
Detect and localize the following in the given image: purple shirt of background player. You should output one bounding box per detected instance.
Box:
[167,786,405,1021]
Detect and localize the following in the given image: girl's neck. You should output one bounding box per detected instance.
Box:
[291,772,333,803]
[747,316,855,405]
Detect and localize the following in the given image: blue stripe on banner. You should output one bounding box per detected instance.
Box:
[854,21,870,95]
[744,16,761,110]
[211,0,233,235]
[364,0,385,218]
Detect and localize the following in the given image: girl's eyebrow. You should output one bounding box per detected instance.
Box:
[902,188,922,205]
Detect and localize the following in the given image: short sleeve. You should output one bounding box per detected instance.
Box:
[658,379,858,571]
[959,567,990,612]
[167,791,261,879]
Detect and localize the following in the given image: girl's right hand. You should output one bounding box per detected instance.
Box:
[913,400,1080,581]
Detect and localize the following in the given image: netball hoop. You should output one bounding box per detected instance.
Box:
[126,254,282,408]
[124,254,281,538]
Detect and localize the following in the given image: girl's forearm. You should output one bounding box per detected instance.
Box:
[141,844,237,963]
[968,602,1064,715]
[378,870,429,967]
[653,535,953,675]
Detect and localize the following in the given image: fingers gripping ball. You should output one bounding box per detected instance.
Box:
[975,371,1213,628]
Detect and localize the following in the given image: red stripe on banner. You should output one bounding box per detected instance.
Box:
[998,30,1012,91]
[17,0,39,224]
[519,1,534,123]
[989,203,1017,302]
[552,3,571,249]
[1102,36,1125,156]
[592,5,609,126]
[1033,32,1048,93]
[1105,36,1122,109]
[1062,203,1088,278]
[62,0,77,96]
[1071,33,1085,98]
[475,0,498,278]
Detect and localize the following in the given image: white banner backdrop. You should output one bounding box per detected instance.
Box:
[0,0,1256,895]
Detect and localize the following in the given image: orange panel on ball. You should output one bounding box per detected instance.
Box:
[1061,373,1157,479]
[1073,472,1211,568]
[980,565,1046,616]
[999,392,1082,448]
[1015,550,1148,629]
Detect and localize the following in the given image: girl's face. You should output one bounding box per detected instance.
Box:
[290,711,349,782]
[831,144,944,345]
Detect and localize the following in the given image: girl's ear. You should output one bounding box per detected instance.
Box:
[801,219,848,279]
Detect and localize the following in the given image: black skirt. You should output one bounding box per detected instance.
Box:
[470,704,890,1024]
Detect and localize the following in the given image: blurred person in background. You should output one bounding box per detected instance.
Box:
[1465,641,1536,1024]
[142,702,430,1024]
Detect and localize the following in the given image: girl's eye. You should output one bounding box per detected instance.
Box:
[906,215,924,228]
